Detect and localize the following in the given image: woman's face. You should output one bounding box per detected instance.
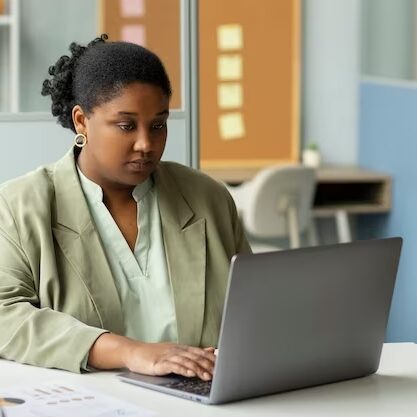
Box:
[73,82,169,188]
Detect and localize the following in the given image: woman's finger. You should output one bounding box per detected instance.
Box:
[181,346,216,362]
[166,354,213,380]
[173,350,215,372]
[154,360,196,378]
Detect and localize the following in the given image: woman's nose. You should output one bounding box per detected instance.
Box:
[133,129,152,153]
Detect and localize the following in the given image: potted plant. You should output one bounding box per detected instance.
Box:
[302,142,321,168]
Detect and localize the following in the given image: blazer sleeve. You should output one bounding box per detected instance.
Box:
[225,187,252,254]
[0,194,107,373]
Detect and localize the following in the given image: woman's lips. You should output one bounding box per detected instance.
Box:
[127,159,153,172]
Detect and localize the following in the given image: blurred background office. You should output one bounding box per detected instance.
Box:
[0,0,416,342]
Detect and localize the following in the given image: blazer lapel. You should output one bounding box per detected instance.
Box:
[51,149,124,334]
[154,163,206,346]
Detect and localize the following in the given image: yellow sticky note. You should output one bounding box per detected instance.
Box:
[217,55,242,81]
[218,83,243,109]
[217,24,243,51]
[218,113,245,140]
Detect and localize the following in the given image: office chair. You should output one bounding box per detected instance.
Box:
[227,165,317,252]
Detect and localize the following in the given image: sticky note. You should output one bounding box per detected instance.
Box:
[217,55,242,81]
[217,24,243,51]
[218,83,243,109]
[121,24,146,46]
[218,113,245,140]
[120,0,145,17]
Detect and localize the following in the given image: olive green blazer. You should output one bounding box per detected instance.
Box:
[0,149,250,373]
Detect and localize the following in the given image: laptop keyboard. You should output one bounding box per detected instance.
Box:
[163,377,212,396]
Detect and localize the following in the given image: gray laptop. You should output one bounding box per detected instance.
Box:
[118,237,402,404]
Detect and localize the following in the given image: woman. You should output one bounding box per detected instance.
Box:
[0,35,250,379]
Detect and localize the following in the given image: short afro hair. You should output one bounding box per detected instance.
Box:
[41,34,172,133]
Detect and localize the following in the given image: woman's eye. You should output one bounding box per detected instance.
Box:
[118,123,135,132]
[152,122,167,130]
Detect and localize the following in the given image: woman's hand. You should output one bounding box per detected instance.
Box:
[123,342,216,381]
[88,333,216,380]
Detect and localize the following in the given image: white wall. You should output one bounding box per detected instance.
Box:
[302,0,360,165]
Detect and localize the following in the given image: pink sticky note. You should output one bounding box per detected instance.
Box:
[121,24,146,46]
[120,0,145,17]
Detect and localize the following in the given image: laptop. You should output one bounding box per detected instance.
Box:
[118,237,402,404]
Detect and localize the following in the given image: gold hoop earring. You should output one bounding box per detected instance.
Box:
[74,133,87,148]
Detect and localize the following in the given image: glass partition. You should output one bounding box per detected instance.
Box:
[0,0,183,112]
[361,0,417,80]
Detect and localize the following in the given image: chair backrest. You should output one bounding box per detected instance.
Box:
[242,165,316,238]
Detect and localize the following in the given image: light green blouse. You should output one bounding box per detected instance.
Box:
[77,166,178,344]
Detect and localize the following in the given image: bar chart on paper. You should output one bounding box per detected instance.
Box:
[0,381,157,416]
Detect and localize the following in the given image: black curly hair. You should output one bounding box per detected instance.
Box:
[41,34,172,133]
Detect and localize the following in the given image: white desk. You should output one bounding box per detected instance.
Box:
[1,343,416,416]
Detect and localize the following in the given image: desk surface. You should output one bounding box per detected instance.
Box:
[1,343,416,416]
[202,165,391,184]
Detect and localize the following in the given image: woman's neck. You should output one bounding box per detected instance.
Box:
[77,150,135,206]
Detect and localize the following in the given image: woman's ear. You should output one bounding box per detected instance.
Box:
[72,105,88,134]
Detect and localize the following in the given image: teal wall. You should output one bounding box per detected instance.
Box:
[359,80,417,342]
